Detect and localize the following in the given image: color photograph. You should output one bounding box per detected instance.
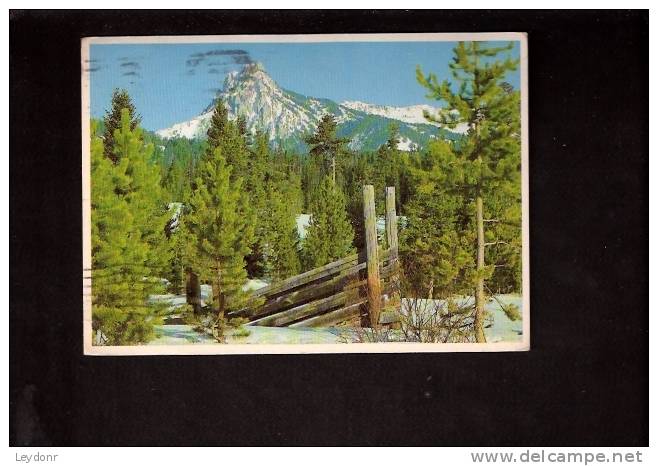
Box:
[81,33,529,354]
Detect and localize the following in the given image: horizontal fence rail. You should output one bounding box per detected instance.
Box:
[224,185,401,329]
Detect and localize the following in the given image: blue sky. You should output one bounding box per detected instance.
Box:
[89,40,521,131]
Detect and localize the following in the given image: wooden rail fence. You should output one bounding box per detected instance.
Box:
[226,185,401,328]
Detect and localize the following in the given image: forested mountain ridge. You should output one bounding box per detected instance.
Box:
[156,62,462,151]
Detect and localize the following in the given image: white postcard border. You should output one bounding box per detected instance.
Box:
[81,32,529,355]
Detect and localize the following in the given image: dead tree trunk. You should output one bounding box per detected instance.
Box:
[385,186,401,306]
[385,187,399,259]
[474,195,487,342]
[331,155,336,186]
[363,185,381,328]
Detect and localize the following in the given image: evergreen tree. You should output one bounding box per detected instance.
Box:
[274,152,304,218]
[400,140,474,298]
[374,123,408,214]
[303,176,355,269]
[236,114,248,137]
[198,99,255,286]
[480,182,522,294]
[385,122,401,151]
[205,99,230,154]
[341,151,376,250]
[244,131,270,276]
[91,111,168,345]
[161,159,187,203]
[417,41,521,342]
[114,111,171,275]
[305,114,348,185]
[267,147,304,217]
[102,89,141,164]
[184,148,254,317]
[261,181,302,281]
[300,151,325,211]
[204,99,249,181]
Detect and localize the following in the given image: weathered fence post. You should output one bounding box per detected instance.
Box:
[384,187,402,328]
[363,185,381,328]
[385,187,399,259]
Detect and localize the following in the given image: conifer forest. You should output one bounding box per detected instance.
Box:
[87,40,525,346]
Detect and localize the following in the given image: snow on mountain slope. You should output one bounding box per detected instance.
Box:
[156,63,461,151]
[156,110,214,139]
[157,63,342,142]
[341,100,468,134]
[215,63,325,142]
[341,100,440,126]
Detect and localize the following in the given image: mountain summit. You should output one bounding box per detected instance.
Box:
[156,63,462,151]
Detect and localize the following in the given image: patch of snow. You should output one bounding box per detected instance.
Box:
[149,324,343,345]
[348,132,366,151]
[200,284,212,300]
[227,326,343,344]
[149,325,218,345]
[399,294,523,343]
[149,294,189,309]
[397,137,418,152]
[166,202,183,232]
[296,213,311,240]
[243,279,270,292]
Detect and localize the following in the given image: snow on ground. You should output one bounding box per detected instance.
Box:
[226,327,342,344]
[149,280,267,313]
[397,137,418,152]
[150,325,218,345]
[296,214,387,242]
[243,278,269,292]
[296,214,311,239]
[483,295,523,342]
[148,287,523,345]
[400,295,522,343]
[148,324,341,346]
[149,294,189,309]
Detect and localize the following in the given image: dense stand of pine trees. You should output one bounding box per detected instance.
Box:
[90,41,522,345]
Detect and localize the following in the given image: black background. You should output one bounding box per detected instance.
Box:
[10,10,648,446]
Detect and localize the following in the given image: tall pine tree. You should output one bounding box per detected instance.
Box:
[91,109,168,345]
[184,147,254,317]
[244,131,270,277]
[417,41,521,342]
[303,176,355,269]
[305,114,347,185]
[374,123,411,215]
[400,139,474,298]
[261,180,302,281]
[102,88,141,164]
[205,99,249,181]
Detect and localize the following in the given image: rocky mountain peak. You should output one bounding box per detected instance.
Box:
[157,63,459,151]
[223,62,276,93]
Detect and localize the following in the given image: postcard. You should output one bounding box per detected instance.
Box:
[82,32,529,354]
